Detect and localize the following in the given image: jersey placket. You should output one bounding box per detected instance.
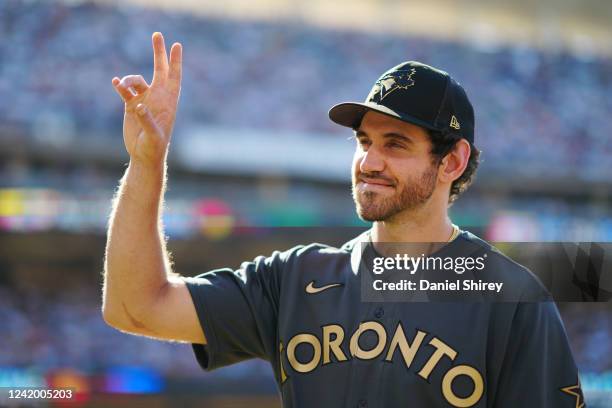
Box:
[342,299,394,408]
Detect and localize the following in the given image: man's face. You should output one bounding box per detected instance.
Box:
[351,111,439,222]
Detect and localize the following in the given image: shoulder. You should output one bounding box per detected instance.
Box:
[277,236,360,263]
[457,231,551,301]
[260,231,369,276]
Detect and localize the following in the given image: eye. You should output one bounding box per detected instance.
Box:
[386,141,404,149]
[356,137,371,149]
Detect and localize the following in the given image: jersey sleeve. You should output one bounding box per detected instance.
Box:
[182,247,299,371]
[491,301,585,407]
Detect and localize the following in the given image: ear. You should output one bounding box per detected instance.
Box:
[438,139,470,183]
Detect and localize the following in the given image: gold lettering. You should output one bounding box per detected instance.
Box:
[323,324,348,364]
[442,365,484,407]
[418,337,457,380]
[279,341,287,383]
[349,321,387,360]
[286,334,322,373]
[384,323,426,369]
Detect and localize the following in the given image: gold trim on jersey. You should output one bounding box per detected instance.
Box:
[448,224,460,242]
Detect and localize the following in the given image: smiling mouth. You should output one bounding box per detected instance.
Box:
[357,179,395,191]
[358,177,394,188]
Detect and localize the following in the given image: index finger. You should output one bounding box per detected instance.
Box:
[152,32,169,85]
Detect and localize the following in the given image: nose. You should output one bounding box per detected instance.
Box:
[358,146,385,174]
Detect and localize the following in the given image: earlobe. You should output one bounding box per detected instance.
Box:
[438,156,454,183]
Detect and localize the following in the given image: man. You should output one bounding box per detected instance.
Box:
[103,32,584,407]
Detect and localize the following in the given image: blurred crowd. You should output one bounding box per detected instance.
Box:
[560,303,612,375]
[1,0,611,179]
[0,286,271,381]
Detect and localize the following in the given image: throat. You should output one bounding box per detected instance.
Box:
[371,217,456,245]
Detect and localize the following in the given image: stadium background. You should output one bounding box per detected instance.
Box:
[0,0,611,406]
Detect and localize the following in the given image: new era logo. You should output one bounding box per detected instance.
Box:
[450,115,461,130]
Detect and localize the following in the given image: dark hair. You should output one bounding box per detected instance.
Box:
[427,130,481,204]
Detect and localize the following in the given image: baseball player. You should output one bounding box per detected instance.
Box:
[103,32,584,407]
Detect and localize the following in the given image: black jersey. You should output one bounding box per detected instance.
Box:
[184,230,584,407]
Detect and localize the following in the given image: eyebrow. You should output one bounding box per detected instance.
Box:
[355,130,413,144]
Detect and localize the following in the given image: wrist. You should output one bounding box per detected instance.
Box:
[128,157,165,178]
[123,159,166,206]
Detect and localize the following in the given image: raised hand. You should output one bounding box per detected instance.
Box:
[112,32,182,167]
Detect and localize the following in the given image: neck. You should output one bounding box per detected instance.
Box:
[370,197,453,244]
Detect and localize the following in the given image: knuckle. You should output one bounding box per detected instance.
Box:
[123,75,140,84]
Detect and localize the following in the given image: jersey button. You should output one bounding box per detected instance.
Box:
[374,307,384,319]
[358,399,368,407]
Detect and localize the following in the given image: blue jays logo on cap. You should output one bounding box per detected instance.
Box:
[369,68,416,102]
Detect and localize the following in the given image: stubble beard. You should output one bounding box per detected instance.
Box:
[352,165,438,222]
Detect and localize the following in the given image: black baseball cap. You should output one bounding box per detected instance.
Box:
[329,61,475,144]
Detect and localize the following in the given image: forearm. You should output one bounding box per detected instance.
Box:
[102,158,173,327]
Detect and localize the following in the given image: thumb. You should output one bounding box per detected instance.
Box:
[135,104,164,139]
